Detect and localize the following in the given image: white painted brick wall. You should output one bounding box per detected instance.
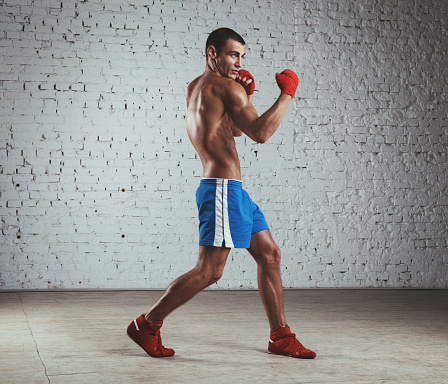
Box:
[1,0,447,289]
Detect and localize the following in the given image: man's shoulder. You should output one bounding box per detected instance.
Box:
[211,77,247,106]
[214,74,240,90]
[186,75,201,96]
[186,73,245,107]
[201,73,242,92]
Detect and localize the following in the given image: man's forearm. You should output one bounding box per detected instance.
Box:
[251,94,292,143]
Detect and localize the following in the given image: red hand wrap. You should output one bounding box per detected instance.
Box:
[275,69,299,97]
[238,69,255,95]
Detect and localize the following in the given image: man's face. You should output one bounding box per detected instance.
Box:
[213,39,246,79]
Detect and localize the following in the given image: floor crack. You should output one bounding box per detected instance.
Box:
[18,295,51,384]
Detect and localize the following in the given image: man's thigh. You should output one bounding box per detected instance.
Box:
[197,245,231,271]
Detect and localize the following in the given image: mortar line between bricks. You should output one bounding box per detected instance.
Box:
[18,294,51,384]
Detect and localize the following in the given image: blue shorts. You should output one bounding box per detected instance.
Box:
[196,178,269,248]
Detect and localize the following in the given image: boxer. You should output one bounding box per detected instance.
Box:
[127,27,315,359]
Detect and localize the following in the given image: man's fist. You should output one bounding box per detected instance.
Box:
[237,69,255,95]
[275,69,299,97]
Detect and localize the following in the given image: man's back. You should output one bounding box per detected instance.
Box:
[185,72,242,180]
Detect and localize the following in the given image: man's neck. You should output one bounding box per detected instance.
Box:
[206,59,223,77]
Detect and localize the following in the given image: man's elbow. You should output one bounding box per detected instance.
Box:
[254,133,268,144]
[250,122,268,143]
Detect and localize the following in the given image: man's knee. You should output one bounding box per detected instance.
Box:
[207,267,224,285]
[194,263,225,287]
[196,246,229,286]
[259,244,281,267]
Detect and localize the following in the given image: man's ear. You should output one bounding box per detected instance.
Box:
[207,45,217,60]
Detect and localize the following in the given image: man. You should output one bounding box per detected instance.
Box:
[127,28,316,359]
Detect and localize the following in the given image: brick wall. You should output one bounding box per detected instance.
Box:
[1,0,446,289]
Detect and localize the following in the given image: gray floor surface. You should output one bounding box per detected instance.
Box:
[1,289,447,384]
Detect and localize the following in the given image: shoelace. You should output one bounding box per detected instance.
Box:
[284,332,305,349]
[157,333,165,351]
[146,330,167,354]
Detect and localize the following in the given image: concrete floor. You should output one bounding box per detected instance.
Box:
[0,290,447,384]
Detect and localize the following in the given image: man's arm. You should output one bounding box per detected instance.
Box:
[226,85,292,144]
[227,70,299,143]
[231,72,253,137]
[231,124,244,137]
[231,94,252,137]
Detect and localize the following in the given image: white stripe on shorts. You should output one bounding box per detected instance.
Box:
[222,180,234,248]
[213,179,234,248]
[213,180,224,247]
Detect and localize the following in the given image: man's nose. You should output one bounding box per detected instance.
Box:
[236,57,242,68]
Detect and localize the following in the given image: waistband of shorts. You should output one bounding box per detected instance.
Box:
[200,178,242,188]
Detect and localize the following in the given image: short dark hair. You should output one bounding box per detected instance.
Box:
[205,28,245,55]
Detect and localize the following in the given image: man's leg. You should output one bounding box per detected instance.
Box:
[247,229,316,358]
[247,229,286,329]
[145,245,230,322]
[127,246,230,357]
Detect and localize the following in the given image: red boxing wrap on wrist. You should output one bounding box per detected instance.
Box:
[275,69,299,97]
[238,69,255,95]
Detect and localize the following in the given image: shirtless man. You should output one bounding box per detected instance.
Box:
[127,28,316,359]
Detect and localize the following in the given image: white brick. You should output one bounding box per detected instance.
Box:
[0,0,446,289]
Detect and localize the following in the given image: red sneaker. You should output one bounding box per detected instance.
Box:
[127,315,175,357]
[268,325,316,359]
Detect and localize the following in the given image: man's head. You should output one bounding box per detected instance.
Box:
[206,28,246,79]
[205,28,245,56]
